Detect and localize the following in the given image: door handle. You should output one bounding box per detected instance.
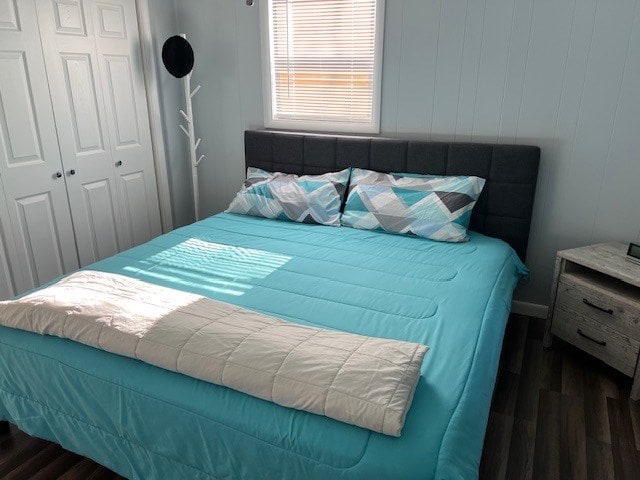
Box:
[115,160,123,167]
[54,171,62,178]
[68,169,76,176]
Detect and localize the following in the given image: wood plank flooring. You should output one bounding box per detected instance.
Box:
[0,424,124,480]
[1,314,639,479]
[480,314,640,480]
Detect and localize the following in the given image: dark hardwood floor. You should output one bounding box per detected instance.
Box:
[0,424,124,480]
[1,314,639,479]
[480,314,640,480]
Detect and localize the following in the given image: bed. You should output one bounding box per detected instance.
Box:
[0,130,540,479]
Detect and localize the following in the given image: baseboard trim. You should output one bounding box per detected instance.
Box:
[511,300,549,319]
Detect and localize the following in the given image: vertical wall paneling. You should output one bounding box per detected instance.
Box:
[169,0,640,305]
[454,0,486,141]
[498,0,535,143]
[471,0,516,141]
[430,0,467,141]
[554,0,637,242]
[234,1,263,135]
[176,0,246,215]
[590,0,640,243]
[146,0,192,226]
[533,0,597,260]
[394,0,440,134]
[233,0,263,200]
[510,0,577,293]
[514,0,575,142]
[379,0,403,136]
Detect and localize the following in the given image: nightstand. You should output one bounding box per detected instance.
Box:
[544,242,640,400]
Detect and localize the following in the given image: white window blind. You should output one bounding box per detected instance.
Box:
[263,0,383,133]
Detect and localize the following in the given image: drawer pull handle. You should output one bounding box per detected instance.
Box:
[582,298,613,315]
[576,328,607,346]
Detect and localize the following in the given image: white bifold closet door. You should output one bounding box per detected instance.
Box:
[0,0,161,298]
[0,0,79,295]
[36,0,161,266]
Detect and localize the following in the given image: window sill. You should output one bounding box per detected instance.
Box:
[264,118,380,135]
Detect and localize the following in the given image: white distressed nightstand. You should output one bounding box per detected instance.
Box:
[544,242,640,400]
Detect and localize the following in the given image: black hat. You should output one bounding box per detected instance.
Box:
[162,36,194,78]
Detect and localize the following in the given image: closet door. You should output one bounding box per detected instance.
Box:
[0,0,79,292]
[88,0,161,248]
[0,181,17,298]
[36,0,161,265]
[36,0,126,265]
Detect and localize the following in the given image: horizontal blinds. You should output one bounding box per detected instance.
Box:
[269,0,378,126]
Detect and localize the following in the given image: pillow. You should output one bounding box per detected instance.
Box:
[341,168,486,242]
[226,167,350,226]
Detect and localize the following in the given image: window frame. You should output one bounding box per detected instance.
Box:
[259,0,385,134]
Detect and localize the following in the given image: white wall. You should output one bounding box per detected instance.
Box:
[162,0,640,305]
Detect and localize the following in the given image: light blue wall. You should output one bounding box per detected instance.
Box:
[173,0,264,227]
[148,0,194,227]
[157,0,640,305]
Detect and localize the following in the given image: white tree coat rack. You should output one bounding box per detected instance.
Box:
[178,34,204,220]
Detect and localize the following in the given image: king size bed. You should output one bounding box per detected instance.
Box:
[0,130,540,479]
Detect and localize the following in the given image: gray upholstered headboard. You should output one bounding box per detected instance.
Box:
[244,130,540,261]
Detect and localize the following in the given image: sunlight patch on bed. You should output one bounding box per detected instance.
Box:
[125,238,292,297]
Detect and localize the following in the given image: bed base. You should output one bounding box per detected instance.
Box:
[0,420,9,435]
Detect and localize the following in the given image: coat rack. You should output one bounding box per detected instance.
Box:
[162,33,203,221]
[178,34,204,221]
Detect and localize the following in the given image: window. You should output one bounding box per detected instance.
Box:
[261,0,385,133]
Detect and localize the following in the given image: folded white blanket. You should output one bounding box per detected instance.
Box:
[0,271,427,436]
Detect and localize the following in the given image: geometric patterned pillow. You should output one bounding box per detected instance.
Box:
[226,167,350,226]
[341,168,486,242]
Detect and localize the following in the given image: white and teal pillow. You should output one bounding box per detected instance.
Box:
[341,169,486,242]
[226,167,350,226]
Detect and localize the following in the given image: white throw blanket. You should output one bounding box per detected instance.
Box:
[0,271,427,436]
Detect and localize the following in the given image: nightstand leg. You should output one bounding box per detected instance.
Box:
[0,421,9,436]
[544,256,563,350]
[543,328,553,349]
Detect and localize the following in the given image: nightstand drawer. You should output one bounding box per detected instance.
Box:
[551,306,639,376]
[556,273,640,340]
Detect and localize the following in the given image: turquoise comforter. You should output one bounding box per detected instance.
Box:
[0,213,526,479]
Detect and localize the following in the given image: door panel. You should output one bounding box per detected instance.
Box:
[0,52,43,164]
[37,0,127,265]
[0,228,14,299]
[81,179,119,259]
[15,192,66,285]
[0,181,17,299]
[0,0,19,31]
[0,0,78,292]
[120,170,151,245]
[60,53,103,153]
[103,54,139,147]
[52,0,86,35]
[89,0,161,248]
[96,2,125,38]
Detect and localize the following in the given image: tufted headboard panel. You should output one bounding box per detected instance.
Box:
[244,130,540,261]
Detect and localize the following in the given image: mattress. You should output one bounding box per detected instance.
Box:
[0,212,527,480]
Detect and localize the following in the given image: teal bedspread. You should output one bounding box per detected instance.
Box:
[0,213,526,479]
